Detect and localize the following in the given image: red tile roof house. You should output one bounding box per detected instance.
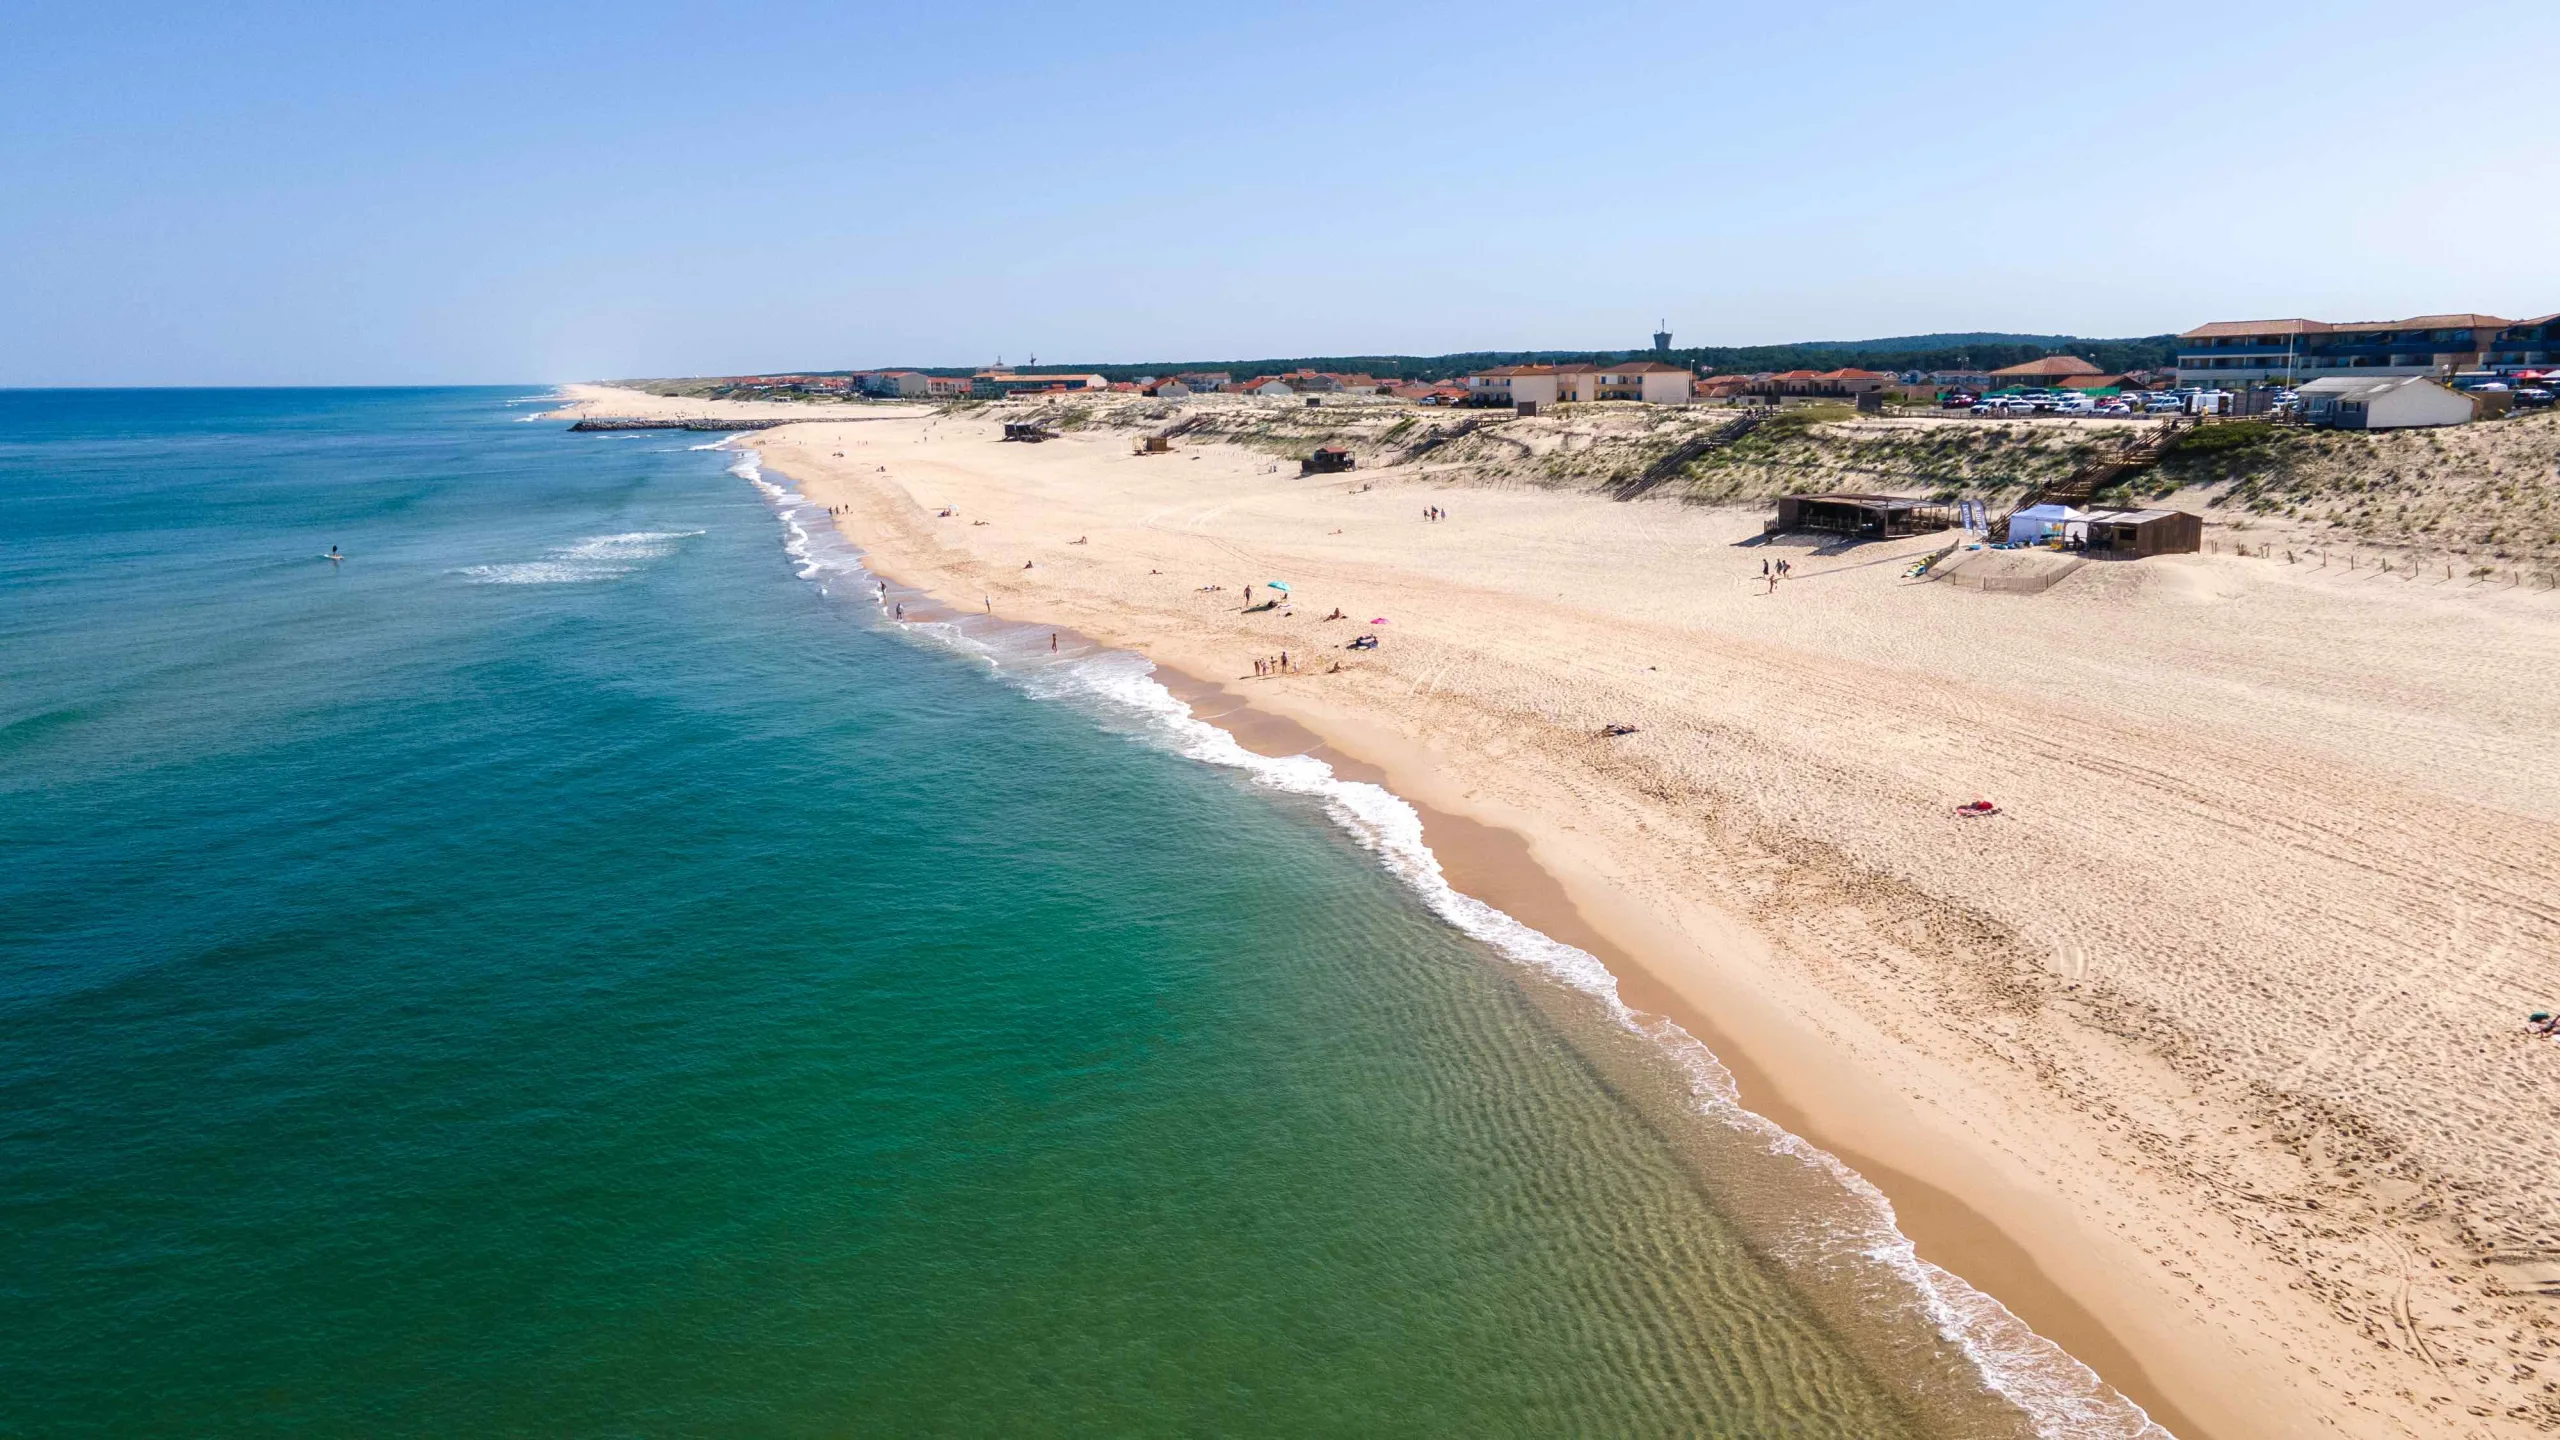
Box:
[1465,364,1560,405]
[1987,355,2107,388]
[1278,369,1346,393]
[1141,377,1192,398]
[1814,367,1889,396]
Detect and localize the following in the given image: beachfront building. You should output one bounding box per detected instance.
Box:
[2294,375,2477,430]
[1232,377,1296,398]
[1464,365,1541,406]
[2173,314,2520,389]
[1175,371,1233,390]
[2490,314,2558,369]
[973,371,1108,397]
[1466,362,1695,406]
[1562,362,1694,404]
[1141,377,1191,398]
[859,371,934,398]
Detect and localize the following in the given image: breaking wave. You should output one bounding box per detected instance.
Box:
[457,530,705,585]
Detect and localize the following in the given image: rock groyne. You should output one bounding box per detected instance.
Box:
[567,417,804,433]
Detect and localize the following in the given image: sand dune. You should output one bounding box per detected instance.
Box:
[559,386,2560,1438]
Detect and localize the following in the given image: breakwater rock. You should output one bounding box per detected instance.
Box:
[567,417,803,432]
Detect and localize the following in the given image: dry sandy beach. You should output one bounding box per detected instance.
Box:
[560,384,2560,1438]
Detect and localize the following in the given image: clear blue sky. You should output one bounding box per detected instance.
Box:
[5,2,2554,385]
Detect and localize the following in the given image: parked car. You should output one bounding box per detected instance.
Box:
[2516,387,2554,408]
[1970,398,2032,416]
[2095,402,2135,417]
[1941,392,1979,409]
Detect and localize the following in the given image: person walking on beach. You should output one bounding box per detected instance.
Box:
[1050,632,1058,653]
[1280,651,1290,673]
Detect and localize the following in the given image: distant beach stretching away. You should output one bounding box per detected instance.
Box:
[10,385,2558,1440]
[543,382,2560,1439]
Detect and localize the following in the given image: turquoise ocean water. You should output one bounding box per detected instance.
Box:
[0,389,2159,1436]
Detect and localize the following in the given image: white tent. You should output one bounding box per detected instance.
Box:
[2007,503,2090,545]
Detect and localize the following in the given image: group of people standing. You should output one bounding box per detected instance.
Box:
[1761,556,1794,593]
[1254,652,1293,678]
[1422,505,1448,522]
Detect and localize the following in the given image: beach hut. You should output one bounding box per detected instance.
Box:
[2081,508,2202,556]
[2006,502,2089,545]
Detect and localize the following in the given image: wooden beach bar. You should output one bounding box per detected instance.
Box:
[1771,492,1954,539]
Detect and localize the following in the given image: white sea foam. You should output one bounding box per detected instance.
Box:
[733,449,2171,1440]
[458,530,704,585]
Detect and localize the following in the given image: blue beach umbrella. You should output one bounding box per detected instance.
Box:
[1266,581,1290,592]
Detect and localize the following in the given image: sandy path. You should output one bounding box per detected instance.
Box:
[561,389,2560,1438]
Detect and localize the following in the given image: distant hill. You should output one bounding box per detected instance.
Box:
[671,333,2179,391]
[910,334,2179,383]
[1787,332,2087,353]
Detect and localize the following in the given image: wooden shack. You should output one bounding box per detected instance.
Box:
[1138,435,1172,454]
[1301,446,1355,475]
[1771,492,1952,539]
[1001,421,1053,443]
[2081,508,2202,557]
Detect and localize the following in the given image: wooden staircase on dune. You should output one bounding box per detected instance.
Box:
[1984,415,2197,537]
[1608,406,1776,501]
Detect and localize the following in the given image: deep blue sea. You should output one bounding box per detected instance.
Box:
[0,389,2155,1437]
